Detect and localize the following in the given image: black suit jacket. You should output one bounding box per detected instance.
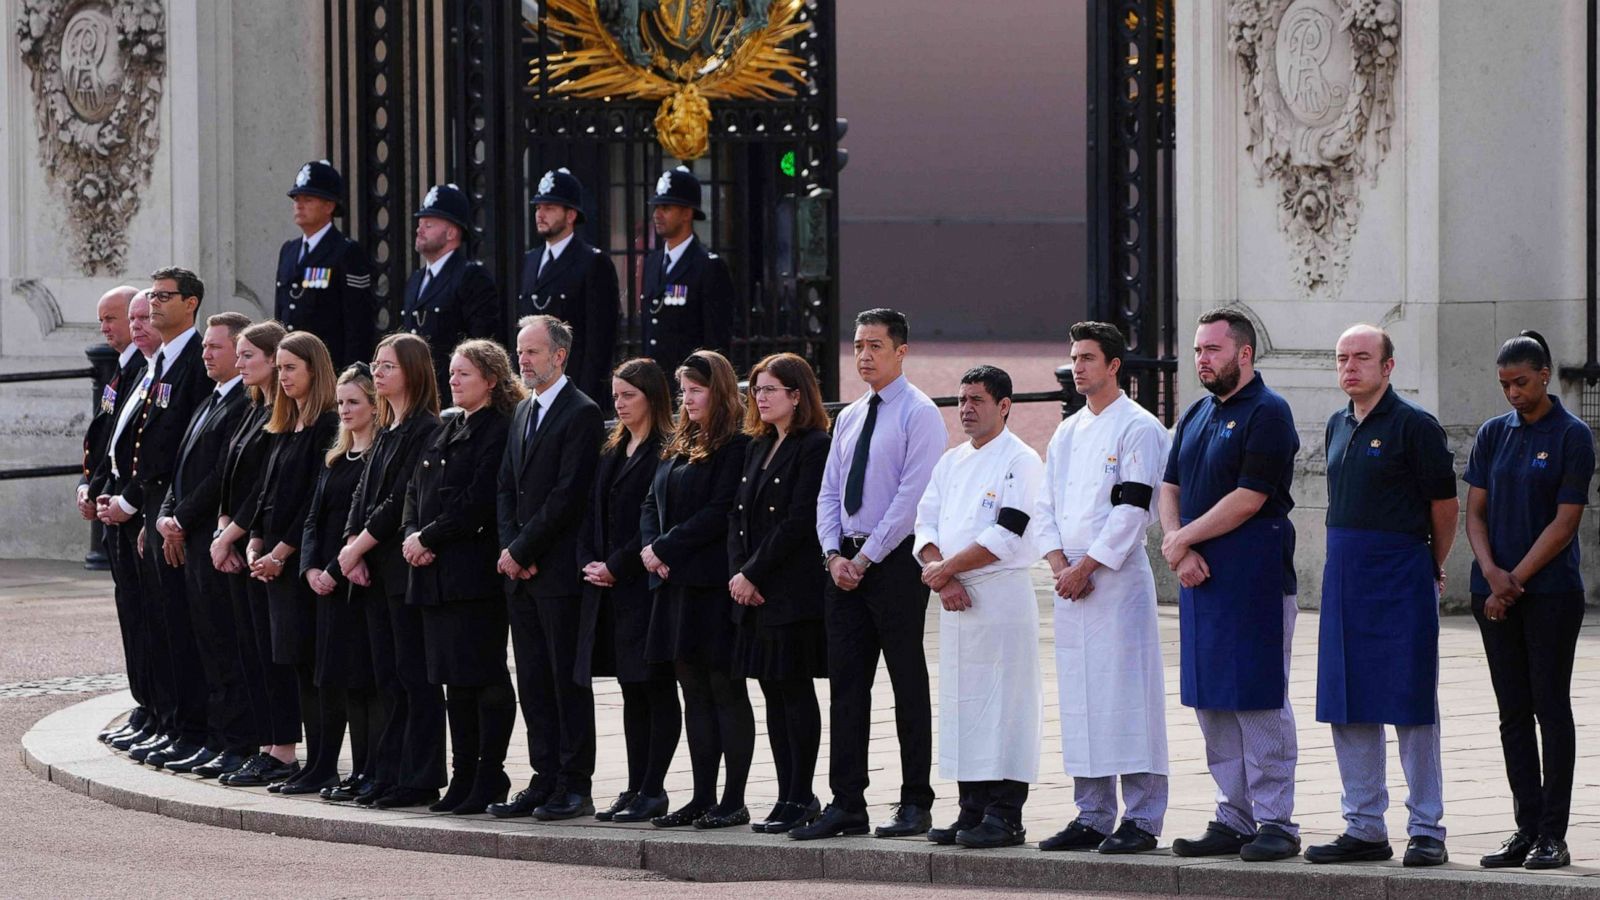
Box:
[346,412,441,589]
[640,434,749,589]
[83,351,147,493]
[516,236,620,410]
[575,431,664,684]
[156,381,249,534]
[396,252,500,390]
[218,402,273,529]
[116,331,213,513]
[496,383,604,597]
[728,428,830,627]
[275,225,377,369]
[638,235,734,374]
[403,406,511,604]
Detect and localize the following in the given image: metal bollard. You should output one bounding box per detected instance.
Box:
[83,343,118,571]
[1055,364,1084,420]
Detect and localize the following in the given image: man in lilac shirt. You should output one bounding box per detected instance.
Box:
[791,308,950,840]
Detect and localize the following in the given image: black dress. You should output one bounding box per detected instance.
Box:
[302,450,374,690]
[641,434,749,670]
[218,401,281,743]
[255,411,340,665]
[576,432,671,684]
[402,406,513,686]
[728,428,831,680]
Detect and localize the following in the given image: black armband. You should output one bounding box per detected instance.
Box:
[995,507,1030,536]
[1110,481,1153,510]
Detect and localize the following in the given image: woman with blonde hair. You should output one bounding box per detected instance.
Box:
[401,338,524,814]
[336,332,444,808]
[640,350,753,829]
[241,331,339,793]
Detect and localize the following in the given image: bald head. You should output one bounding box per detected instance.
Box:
[97,286,138,353]
[128,290,160,357]
[1335,323,1394,404]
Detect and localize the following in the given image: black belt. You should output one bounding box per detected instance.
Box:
[841,534,869,556]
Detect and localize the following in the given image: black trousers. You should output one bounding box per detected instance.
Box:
[385,594,446,791]
[1473,591,1584,840]
[134,517,182,737]
[246,572,301,745]
[363,578,402,786]
[759,676,821,805]
[824,537,933,812]
[508,590,596,796]
[105,519,151,714]
[183,532,252,751]
[955,780,1030,828]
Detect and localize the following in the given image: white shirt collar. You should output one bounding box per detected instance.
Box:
[534,372,569,403]
[214,374,243,398]
[664,234,694,270]
[117,344,138,368]
[156,326,198,363]
[302,221,334,255]
[544,232,575,261]
[426,248,456,278]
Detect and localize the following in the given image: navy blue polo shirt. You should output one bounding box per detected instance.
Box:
[1463,394,1594,596]
[1164,372,1300,592]
[1325,386,1456,539]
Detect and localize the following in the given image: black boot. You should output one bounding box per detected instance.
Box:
[452,684,516,816]
[430,759,478,813]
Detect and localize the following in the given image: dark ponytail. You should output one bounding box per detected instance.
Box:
[1496,329,1552,371]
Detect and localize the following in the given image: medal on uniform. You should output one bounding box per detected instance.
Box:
[156,382,172,408]
[100,384,117,414]
[303,267,332,290]
[666,284,689,306]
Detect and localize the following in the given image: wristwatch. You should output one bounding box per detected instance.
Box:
[823,549,841,570]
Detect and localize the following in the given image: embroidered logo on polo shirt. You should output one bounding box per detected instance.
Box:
[1534,450,1550,469]
[981,490,996,510]
[1367,438,1382,457]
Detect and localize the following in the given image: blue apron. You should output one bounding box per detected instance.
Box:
[1178,516,1290,711]
[1315,526,1438,726]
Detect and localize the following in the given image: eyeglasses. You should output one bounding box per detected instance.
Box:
[750,385,796,398]
[368,361,400,374]
[147,290,185,304]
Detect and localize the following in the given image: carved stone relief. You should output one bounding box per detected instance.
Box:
[16,0,165,275]
[1228,0,1399,298]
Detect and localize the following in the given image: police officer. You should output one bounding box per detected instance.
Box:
[398,183,500,392]
[640,166,733,376]
[277,160,376,369]
[517,168,619,412]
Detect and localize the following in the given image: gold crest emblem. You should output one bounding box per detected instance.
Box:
[1225,420,1237,429]
[537,0,809,160]
[1106,455,1117,463]
[1537,451,1550,460]
[1370,439,1382,448]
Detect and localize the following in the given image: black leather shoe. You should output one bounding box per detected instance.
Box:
[929,815,981,845]
[875,803,933,838]
[1480,831,1536,868]
[193,750,250,780]
[1524,836,1570,870]
[374,787,441,809]
[956,815,1027,849]
[219,753,269,786]
[99,720,137,744]
[651,801,711,828]
[1306,833,1393,864]
[1172,821,1253,857]
[1039,819,1108,851]
[1240,824,1301,862]
[111,724,156,752]
[753,800,787,833]
[226,756,300,787]
[163,746,219,774]
[1099,821,1159,854]
[128,733,174,763]
[353,780,392,807]
[1402,835,1447,867]
[324,774,365,801]
[280,774,342,796]
[534,792,595,821]
[487,786,548,819]
[612,792,669,823]
[450,769,510,816]
[789,804,871,840]
[146,739,203,769]
[763,797,821,835]
[597,791,637,822]
[693,805,749,829]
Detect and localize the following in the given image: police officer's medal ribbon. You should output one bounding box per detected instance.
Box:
[157,382,172,408]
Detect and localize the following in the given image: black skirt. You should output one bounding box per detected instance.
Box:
[266,574,318,666]
[421,594,510,686]
[732,611,828,681]
[589,585,673,683]
[645,582,737,671]
[315,582,375,690]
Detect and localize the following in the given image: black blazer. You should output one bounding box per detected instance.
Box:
[275,225,377,369]
[113,331,213,512]
[156,381,249,534]
[300,450,365,583]
[218,402,273,530]
[253,411,340,549]
[575,431,665,684]
[640,433,749,589]
[82,351,146,493]
[728,428,829,627]
[346,412,441,589]
[495,383,604,597]
[396,252,500,390]
[403,407,511,605]
[516,236,620,410]
[638,235,734,374]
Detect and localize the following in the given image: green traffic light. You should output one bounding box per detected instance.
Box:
[780,150,796,177]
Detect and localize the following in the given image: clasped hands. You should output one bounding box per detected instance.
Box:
[1159,528,1211,588]
[919,558,971,612]
[1482,565,1524,622]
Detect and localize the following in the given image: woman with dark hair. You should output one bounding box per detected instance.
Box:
[205,321,287,783]
[401,339,524,814]
[728,353,832,833]
[336,332,444,808]
[577,358,680,824]
[641,350,752,829]
[1466,330,1595,870]
[244,332,340,794]
[302,364,382,802]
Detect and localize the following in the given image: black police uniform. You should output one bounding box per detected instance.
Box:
[640,167,734,375]
[398,184,500,392]
[276,161,376,369]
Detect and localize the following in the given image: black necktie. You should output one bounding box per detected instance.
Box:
[524,398,541,445]
[299,238,310,263]
[418,268,433,299]
[662,247,672,277]
[843,393,881,516]
[149,350,167,389]
[538,247,552,280]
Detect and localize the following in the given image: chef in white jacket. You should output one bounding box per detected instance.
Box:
[1035,322,1171,855]
[914,364,1045,850]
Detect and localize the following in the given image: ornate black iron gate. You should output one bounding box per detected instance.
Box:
[322,0,843,396]
[1081,0,1178,423]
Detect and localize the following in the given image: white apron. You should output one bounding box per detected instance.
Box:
[938,566,1042,783]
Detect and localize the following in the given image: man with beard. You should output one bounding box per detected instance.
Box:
[516,168,618,411]
[397,183,500,390]
[1158,307,1303,862]
[638,166,733,375]
[275,160,375,369]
